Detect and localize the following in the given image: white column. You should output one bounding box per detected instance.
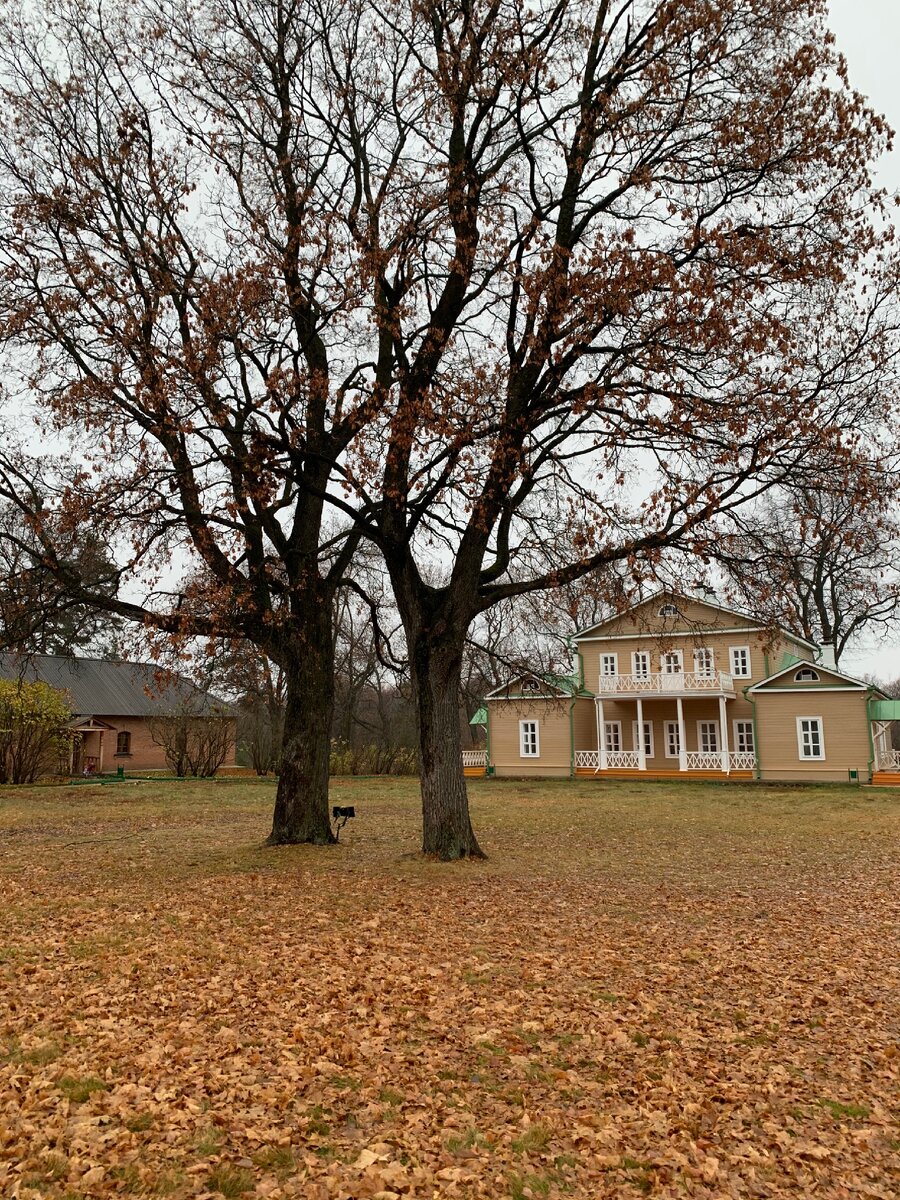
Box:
[98,730,105,775]
[676,696,687,772]
[597,699,607,772]
[719,694,729,774]
[636,697,646,771]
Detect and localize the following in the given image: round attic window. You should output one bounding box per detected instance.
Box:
[658,603,680,617]
[794,668,820,682]
[521,678,541,692]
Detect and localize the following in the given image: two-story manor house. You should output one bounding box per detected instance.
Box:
[471,592,900,786]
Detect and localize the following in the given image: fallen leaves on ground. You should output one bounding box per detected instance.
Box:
[1,778,899,1198]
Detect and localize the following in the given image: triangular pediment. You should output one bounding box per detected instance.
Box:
[574,589,775,641]
[749,659,871,692]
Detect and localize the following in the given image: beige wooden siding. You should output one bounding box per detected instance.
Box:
[754,691,871,782]
[575,631,798,694]
[488,699,573,777]
[580,596,761,639]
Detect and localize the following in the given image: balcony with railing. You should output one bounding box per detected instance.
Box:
[876,748,900,771]
[596,670,736,697]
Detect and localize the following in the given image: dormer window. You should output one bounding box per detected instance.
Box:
[794,668,820,682]
[658,603,680,617]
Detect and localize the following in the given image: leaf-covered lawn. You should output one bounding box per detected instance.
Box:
[1,777,899,1199]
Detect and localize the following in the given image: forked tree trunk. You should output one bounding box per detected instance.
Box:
[413,640,485,860]
[267,599,336,846]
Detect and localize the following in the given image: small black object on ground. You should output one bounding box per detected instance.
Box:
[332,805,355,841]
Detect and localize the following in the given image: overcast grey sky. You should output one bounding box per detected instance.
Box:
[809,2,900,682]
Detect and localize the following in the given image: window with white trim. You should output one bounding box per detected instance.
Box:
[632,721,654,757]
[519,720,540,757]
[733,720,754,754]
[698,721,720,753]
[632,650,651,678]
[794,668,820,682]
[797,717,824,760]
[600,653,619,677]
[661,650,683,674]
[664,721,681,758]
[521,677,541,693]
[693,647,715,676]
[604,721,622,752]
[729,646,752,677]
[658,603,680,617]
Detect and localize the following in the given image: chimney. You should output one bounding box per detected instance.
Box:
[818,643,837,670]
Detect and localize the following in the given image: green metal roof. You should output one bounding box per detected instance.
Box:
[869,699,900,720]
[469,706,488,726]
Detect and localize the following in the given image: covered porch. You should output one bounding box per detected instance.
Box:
[69,718,115,777]
[575,693,755,778]
[870,699,900,785]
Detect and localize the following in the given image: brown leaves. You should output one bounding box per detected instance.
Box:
[1,778,900,1197]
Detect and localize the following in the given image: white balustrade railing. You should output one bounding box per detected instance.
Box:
[462,750,487,767]
[730,751,756,771]
[606,750,641,769]
[597,670,734,695]
[876,748,900,771]
[685,750,726,770]
[575,748,753,772]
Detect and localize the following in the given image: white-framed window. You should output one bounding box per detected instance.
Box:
[632,650,651,678]
[519,720,540,758]
[733,720,754,753]
[693,647,715,676]
[664,721,681,758]
[794,668,820,682]
[729,646,752,677]
[697,721,720,753]
[661,650,683,674]
[658,603,680,617]
[797,716,824,760]
[600,653,619,678]
[604,721,622,752]
[632,721,654,757]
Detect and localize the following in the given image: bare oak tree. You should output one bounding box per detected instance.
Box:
[715,485,900,664]
[0,0,896,857]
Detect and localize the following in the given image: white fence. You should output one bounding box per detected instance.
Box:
[462,750,487,768]
[575,748,755,772]
[597,670,734,695]
[876,749,900,771]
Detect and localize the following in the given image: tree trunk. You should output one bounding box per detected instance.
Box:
[267,598,336,846]
[412,638,485,860]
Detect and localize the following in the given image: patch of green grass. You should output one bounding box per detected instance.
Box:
[110,1164,144,1193]
[58,1075,107,1103]
[329,1074,359,1091]
[377,1086,403,1106]
[125,1112,154,1133]
[509,1172,551,1199]
[148,1169,186,1196]
[446,1128,489,1153]
[511,1124,552,1155]
[252,1146,296,1176]
[304,1106,330,1138]
[22,1042,62,1066]
[34,1153,69,1183]
[821,1099,870,1121]
[631,1031,650,1048]
[206,1164,254,1198]
[194,1127,226,1156]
